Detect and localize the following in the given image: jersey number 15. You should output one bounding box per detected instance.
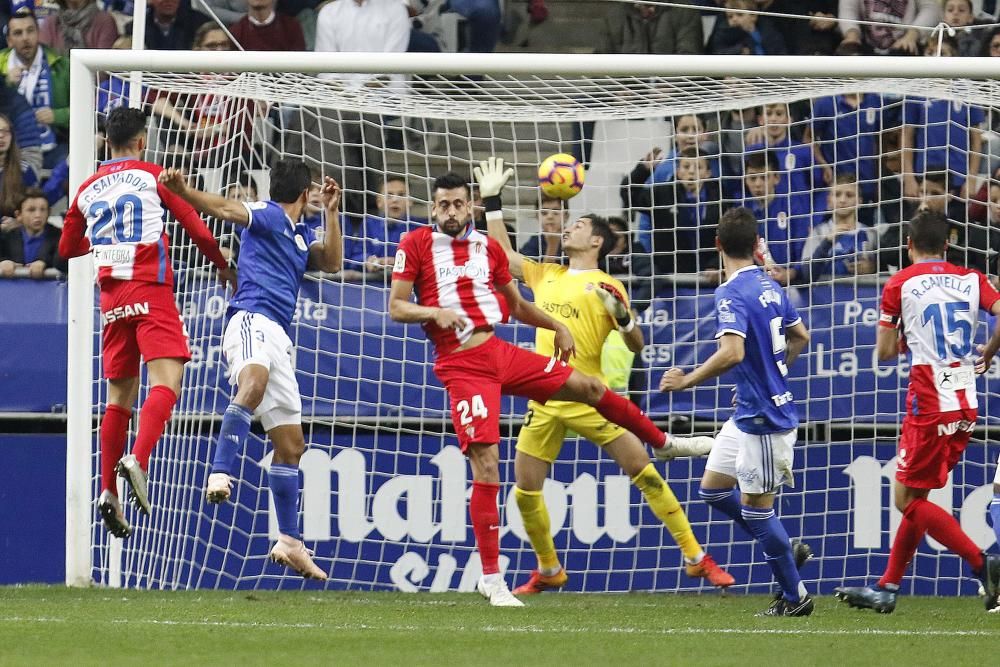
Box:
[921,302,972,359]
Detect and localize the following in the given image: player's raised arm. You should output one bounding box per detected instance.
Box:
[307,176,344,273]
[595,281,643,354]
[496,279,575,360]
[475,157,524,278]
[159,168,251,226]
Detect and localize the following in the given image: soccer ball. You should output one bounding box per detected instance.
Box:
[538,153,584,200]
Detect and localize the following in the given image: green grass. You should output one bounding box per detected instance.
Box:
[0,587,996,665]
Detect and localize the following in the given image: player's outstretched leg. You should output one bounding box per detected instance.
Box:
[98,404,131,535]
[206,403,253,503]
[512,487,567,595]
[266,426,327,580]
[630,463,734,588]
[742,505,812,616]
[467,444,523,607]
[655,434,715,461]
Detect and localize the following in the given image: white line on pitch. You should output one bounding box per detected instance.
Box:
[0,616,997,637]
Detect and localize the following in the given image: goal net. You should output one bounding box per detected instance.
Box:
[67,51,1000,595]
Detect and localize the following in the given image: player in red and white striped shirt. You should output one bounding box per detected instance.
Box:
[835,210,1000,613]
[59,107,235,538]
[389,161,699,606]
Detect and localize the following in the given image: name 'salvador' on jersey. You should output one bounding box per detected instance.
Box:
[84,170,152,202]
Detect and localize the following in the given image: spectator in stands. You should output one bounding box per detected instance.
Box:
[809,91,891,208]
[902,36,983,199]
[518,195,567,262]
[767,1,839,55]
[622,114,713,251]
[229,0,306,51]
[644,147,722,275]
[0,187,64,278]
[315,0,410,87]
[1,9,69,169]
[743,150,816,285]
[747,102,830,212]
[203,0,249,25]
[717,105,757,199]
[838,0,940,55]
[709,0,787,55]
[140,0,210,50]
[365,175,426,271]
[601,1,704,54]
[0,112,36,226]
[96,35,133,118]
[39,0,118,55]
[879,171,997,274]
[799,174,876,281]
[604,216,652,311]
[944,0,985,56]
[979,24,1000,56]
[0,81,42,176]
[341,175,423,280]
[447,0,502,53]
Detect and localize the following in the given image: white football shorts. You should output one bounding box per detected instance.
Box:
[222,310,302,431]
[705,418,796,495]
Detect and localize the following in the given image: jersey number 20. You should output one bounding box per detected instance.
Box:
[89,194,144,244]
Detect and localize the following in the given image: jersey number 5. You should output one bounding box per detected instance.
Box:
[89,194,144,244]
[769,316,789,377]
[457,395,488,425]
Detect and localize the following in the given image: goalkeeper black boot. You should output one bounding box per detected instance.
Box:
[976,552,1000,612]
[759,595,814,617]
[833,585,897,614]
[771,539,814,600]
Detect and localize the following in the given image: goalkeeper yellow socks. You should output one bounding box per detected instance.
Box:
[514,487,561,575]
[632,463,704,562]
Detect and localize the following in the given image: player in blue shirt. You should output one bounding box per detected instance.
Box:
[159,160,343,580]
[660,207,813,616]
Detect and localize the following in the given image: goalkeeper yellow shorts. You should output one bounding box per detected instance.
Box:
[516,399,627,463]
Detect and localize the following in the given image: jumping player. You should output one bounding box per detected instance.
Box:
[835,209,1000,613]
[660,207,814,617]
[58,107,235,537]
[388,158,712,606]
[158,160,342,580]
[481,163,731,596]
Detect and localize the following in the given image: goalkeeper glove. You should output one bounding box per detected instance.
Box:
[473,157,514,213]
[595,281,634,333]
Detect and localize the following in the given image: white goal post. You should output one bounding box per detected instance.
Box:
[66,50,1000,592]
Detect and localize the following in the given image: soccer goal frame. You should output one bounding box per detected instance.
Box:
[66,50,1000,589]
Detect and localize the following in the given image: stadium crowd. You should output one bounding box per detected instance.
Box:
[1,0,999,288]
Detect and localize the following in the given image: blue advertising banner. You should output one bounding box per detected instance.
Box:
[5,280,1000,423]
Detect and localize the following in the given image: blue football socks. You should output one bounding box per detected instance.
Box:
[268,463,301,540]
[742,505,803,602]
[211,403,253,475]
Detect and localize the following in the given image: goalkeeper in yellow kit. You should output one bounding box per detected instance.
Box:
[477,158,734,595]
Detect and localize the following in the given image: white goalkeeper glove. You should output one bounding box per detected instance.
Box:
[595,281,634,333]
[473,157,514,199]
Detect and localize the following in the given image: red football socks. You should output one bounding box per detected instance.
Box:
[595,389,666,448]
[470,481,501,575]
[904,497,983,572]
[878,514,923,587]
[132,385,178,472]
[100,404,131,494]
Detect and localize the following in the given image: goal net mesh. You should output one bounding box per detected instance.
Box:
[81,63,1000,594]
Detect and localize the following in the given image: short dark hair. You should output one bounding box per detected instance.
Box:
[433,172,471,199]
[104,107,147,149]
[717,207,758,259]
[583,213,617,262]
[16,187,47,211]
[382,175,407,191]
[921,171,949,191]
[744,150,779,173]
[538,194,562,209]
[269,159,311,203]
[908,209,949,255]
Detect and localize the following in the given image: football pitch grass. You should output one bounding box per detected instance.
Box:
[0,587,996,665]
